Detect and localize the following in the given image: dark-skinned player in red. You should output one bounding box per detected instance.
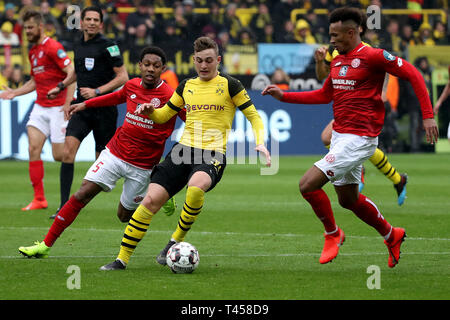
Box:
[262,7,438,268]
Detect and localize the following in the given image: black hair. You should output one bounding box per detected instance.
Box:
[81,6,103,23]
[329,7,363,28]
[139,46,167,65]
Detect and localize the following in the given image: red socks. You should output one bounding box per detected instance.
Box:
[44,195,86,247]
[347,194,392,238]
[29,160,45,201]
[302,190,392,239]
[302,189,337,233]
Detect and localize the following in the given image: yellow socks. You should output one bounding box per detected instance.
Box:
[171,186,204,243]
[117,204,154,265]
[369,148,401,185]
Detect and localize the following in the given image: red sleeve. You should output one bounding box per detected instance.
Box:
[370,49,434,119]
[281,76,333,104]
[85,85,127,108]
[48,41,71,70]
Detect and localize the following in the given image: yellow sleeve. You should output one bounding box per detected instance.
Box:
[150,82,186,124]
[149,104,179,124]
[241,105,265,146]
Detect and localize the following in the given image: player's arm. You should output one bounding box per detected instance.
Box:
[434,76,450,114]
[136,103,179,123]
[371,49,438,144]
[230,77,270,166]
[68,86,127,118]
[315,45,331,81]
[80,65,129,99]
[61,64,77,112]
[262,75,333,105]
[136,80,186,123]
[0,77,36,99]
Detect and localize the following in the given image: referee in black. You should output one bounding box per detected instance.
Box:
[48,6,128,218]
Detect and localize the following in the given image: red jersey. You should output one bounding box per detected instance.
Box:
[85,77,186,170]
[282,42,434,137]
[29,37,71,107]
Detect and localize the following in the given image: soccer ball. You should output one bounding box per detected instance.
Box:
[166,242,199,274]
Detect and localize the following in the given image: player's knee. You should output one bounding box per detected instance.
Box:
[141,194,162,214]
[53,151,63,162]
[28,144,41,159]
[299,178,314,195]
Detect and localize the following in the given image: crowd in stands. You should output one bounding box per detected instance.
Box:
[0,0,449,85]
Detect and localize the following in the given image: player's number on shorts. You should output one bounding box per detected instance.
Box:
[92,161,104,173]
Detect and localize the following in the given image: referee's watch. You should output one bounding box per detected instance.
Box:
[95,88,101,96]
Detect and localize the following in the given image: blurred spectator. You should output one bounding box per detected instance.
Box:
[416,22,436,45]
[182,0,199,39]
[102,5,126,48]
[217,30,230,55]
[237,27,256,46]
[18,0,38,21]
[271,68,290,90]
[0,64,13,88]
[126,0,155,39]
[128,24,153,64]
[115,0,134,25]
[43,19,60,40]
[8,65,25,89]
[380,19,402,53]
[278,20,296,43]
[365,29,381,47]
[272,0,297,29]
[223,3,242,43]
[294,19,316,44]
[202,24,219,44]
[400,24,416,54]
[305,9,329,44]
[260,23,276,43]
[173,3,190,41]
[155,19,185,64]
[249,3,271,43]
[433,21,448,45]
[40,1,61,31]
[206,2,225,36]
[0,21,20,47]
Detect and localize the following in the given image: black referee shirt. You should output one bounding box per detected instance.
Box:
[73,32,124,103]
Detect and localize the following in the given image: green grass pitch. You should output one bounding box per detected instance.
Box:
[0,153,449,300]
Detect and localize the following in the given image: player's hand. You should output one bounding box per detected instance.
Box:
[314,46,328,63]
[79,87,97,99]
[255,144,271,167]
[433,102,441,115]
[0,85,16,100]
[261,84,284,101]
[423,118,439,145]
[47,87,60,100]
[67,102,86,119]
[135,102,155,117]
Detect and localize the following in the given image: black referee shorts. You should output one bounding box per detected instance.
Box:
[150,143,226,198]
[66,106,118,153]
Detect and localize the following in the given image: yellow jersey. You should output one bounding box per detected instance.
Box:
[151,72,265,154]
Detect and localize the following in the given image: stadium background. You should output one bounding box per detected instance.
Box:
[0,0,449,161]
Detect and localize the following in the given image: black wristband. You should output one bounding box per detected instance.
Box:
[57,82,65,90]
